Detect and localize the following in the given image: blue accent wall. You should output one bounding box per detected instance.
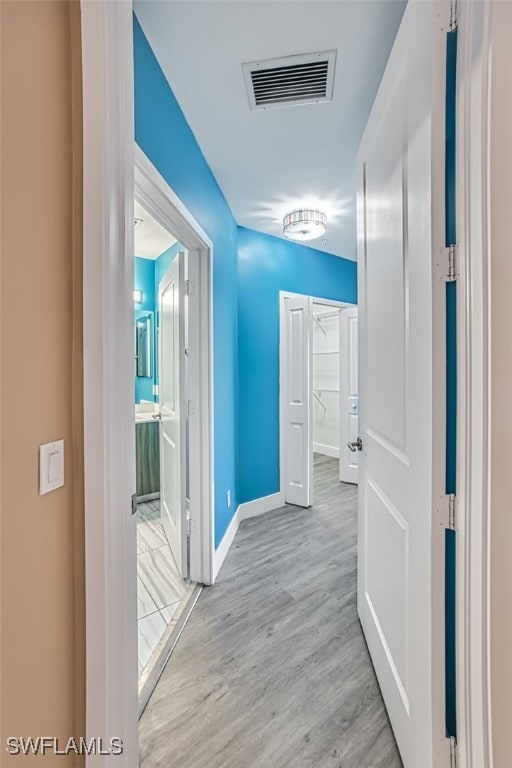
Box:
[134,256,156,403]
[134,15,239,547]
[237,227,357,504]
[134,256,155,312]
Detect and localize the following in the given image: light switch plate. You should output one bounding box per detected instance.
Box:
[39,440,64,495]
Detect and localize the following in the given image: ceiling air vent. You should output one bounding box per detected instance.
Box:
[242,50,337,110]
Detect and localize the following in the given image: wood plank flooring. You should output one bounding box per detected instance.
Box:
[139,455,402,768]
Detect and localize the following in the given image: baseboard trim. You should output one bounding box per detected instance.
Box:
[238,491,285,521]
[213,506,241,582]
[213,491,285,581]
[313,442,339,459]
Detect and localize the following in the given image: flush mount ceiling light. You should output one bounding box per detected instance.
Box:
[283,209,327,242]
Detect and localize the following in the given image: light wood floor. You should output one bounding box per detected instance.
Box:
[139,455,402,768]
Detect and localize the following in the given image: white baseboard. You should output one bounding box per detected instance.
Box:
[238,491,285,521]
[313,442,340,459]
[212,507,240,582]
[212,491,285,581]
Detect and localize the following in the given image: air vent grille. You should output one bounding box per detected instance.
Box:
[242,50,337,110]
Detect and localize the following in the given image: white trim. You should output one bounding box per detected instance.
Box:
[456,2,493,765]
[313,442,340,459]
[134,145,214,586]
[212,507,240,581]
[238,491,285,521]
[81,2,138,765]
[279,291,355,505]
[213,491,286,580]
[81,7,214,764]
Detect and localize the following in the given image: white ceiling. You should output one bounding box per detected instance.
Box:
[134,1,406,260]
[134,199,177,259]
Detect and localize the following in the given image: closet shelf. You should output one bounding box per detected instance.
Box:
[314,387,339,393]
[313,351,338,355]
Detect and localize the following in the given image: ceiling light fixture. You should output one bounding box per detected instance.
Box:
[283,209,327,242]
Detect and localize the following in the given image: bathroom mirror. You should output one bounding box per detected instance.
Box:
[135,311,153,378]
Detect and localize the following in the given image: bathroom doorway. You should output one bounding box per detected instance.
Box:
[133,200,196,706]
[132,146,214,715]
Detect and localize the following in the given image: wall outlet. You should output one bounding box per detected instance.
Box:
[226,489,231,508]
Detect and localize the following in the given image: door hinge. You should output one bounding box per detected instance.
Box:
[436,246,459,282]
[448,493,456,530]
[449,0,458,31]
[186,517,191,537]
[184,279,195,296]
[447,244,458,281]
[449,735,457,768]
[187,399,196,417]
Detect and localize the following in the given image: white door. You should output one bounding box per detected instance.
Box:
[158,252,187,577]
[339,307,359,484]
[281,294,312,507]
[357,3,445,766]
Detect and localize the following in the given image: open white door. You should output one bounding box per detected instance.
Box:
[339,307,359,484]
[281,294,312,507]
[158,252,187,577]
[357,3,446,766]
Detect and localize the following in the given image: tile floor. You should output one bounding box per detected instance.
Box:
[137,500,188,676]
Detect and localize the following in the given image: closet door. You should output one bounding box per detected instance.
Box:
[281,294,313,507]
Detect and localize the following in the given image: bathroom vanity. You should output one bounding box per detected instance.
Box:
[135,407,160,499]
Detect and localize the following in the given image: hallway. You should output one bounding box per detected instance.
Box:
[139,457,402,768]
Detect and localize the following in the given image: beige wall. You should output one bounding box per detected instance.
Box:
[0,1,84,764]
[489,3,512,766]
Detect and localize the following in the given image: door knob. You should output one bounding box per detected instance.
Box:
[347,437,363,452]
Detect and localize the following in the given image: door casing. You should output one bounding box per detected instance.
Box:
[339,307,359,484]
[135,146,214,588]
[81,4,214,754]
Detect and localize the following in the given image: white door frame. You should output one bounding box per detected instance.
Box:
[80,1,498,765]
[135,145,214,588]
[279,292,355,503]
[455,2,495,764]
[339,307,359,484]
[81,5,213,766]
[82,2,138,765]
